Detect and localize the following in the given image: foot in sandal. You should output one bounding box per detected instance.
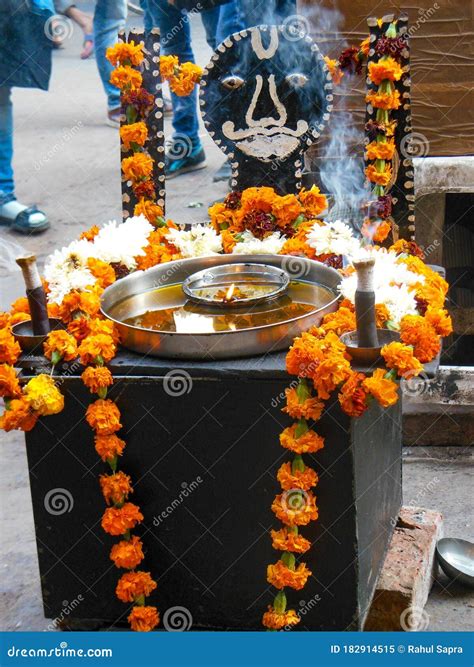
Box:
[0,199,49,234]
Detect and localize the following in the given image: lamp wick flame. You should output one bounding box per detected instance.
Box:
[224,283,235,302]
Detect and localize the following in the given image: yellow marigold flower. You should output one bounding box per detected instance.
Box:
[87,258,116,289]
[78,333,116,365]
[134,198,164,225]
[116,571,157,603]
[272,491,318,527]
[81,366,114,395]
[381,341,423,379]
[368,57,403,85]
[0,329,21,365]
[365,163,392,186]
[100,471,133,505]
[88,318,120,344]
[321,306,356,336]
[0,397,38,432]
[362,368,399,408]
[365,139,395,161]
[360,36,370,56]
[121,153,153,182]
[400,314,441,363]
[86,398,122,435]
[366,89,401,110]
[280,424,324,454]
[159,54,179,79]
[79,224,100,242]
[267,560,312,591]
[10,296,29,315]
[128,606,160,632]
[425,306,452,338]
[375,303,390,328]
[102,502,143,536]
[262,606,300,630]
[106,41,144,67]
[24,374,64,416]
[298,185,327,217]
[270,528,311,554]
[0,364,21,398]
[120,121,148,150]
[277,461,318,491]
[110,65,142,91]
[271,194,302,227]
[323,56,343,84]
[43,330,78,363]
[110,535,144,569]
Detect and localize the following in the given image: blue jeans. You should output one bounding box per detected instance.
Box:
[0,87,14,204]
[93,0,127,110]
[142,0,243,149]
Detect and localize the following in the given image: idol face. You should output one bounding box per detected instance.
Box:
[200,26,332,164]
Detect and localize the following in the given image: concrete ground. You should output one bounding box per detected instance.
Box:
[0,6,473,633]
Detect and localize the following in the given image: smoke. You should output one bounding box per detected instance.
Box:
[0,236,25,276]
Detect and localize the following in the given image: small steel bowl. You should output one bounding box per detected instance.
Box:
[340,329,400,367]
[11,318,65,354]
[436,538,474,588]
[182,263,289,308]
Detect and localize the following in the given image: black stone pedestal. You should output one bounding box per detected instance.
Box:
[21,350,402,630]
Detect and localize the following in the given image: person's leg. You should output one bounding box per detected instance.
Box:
[93,0,127,120]
[0,87,49,232]
[200,6,220,51]
[215,0,244,43]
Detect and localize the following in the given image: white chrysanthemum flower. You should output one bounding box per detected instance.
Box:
[231,230,286,255]
[44,239,95,304]
[90,215,153,269]
[166,224,223,258]
[339,247,424,327]
[306,220,361,258]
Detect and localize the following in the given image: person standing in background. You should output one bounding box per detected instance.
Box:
[0,0,54,233]
[53,1,95,59]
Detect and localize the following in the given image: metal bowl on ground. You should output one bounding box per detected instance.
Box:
[101,254,341,360]
[436,538,474,588]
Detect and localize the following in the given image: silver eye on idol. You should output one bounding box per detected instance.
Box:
[200,25,333,194]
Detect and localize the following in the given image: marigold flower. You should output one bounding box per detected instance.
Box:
[262,606,300,630]
[86,399,122,435]
[24,374,64,416]
[94,433,126,462]
[362,368,399,408]
[277,461,318,491]
[110,65,142,91]
[121,152,153,182]
[59,289,102,323]
[88,319,120,344]
[43,330,78,363]
[323,56,343,84]
[81,366,114,395]
[128,605,160,632]
[365,139,395,161]
[424,306,452,338]
[375,303,390,328]
[313,356,352,400]
[116,571,157,603]
[321,306,356,336]
[0,312,11,329]
[0,329,21,365]
[87,258,116,289]
[368,57,403,85]
[272,491,318,526]
[100,471,133,505]
[360,36,370,56]
[280,424,324,454]
[282,387,324,421]
[381,341,424,379]
[270,528,311,554]
[298,185,327,217]
[0,364,21,398]
[79,225,100,242]
[366,89,401,110]
[101,502,143,536]
[400,314,441,363]
[267,560,311,591]
[169,62,202,96]
[110,535,144,569]
[365,163,392,186]
[338,371,368,417]
[10,312,30,325]
[134,198,164,226]
[0,397,38,432]
[373,220,391,244]
[78,334,116,365]
[106,41,144,67]
[159,54,179,79]
[271,194,302,227]
[389,239,424,259]
[11,297,29,314]
[120,121,148,150]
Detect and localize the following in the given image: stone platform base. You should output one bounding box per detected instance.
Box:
[364,507,443,631]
